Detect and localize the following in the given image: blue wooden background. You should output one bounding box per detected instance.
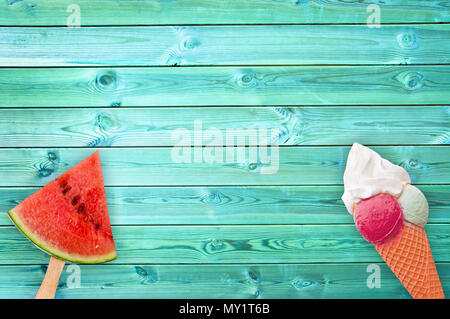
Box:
[0,0,449,298]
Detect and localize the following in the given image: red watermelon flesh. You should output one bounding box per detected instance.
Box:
[8,151,116,264]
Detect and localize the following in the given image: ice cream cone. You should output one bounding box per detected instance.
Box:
[374,222,444,299]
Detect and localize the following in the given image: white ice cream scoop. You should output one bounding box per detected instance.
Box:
[342,143,410,214]
[398,184,429,227]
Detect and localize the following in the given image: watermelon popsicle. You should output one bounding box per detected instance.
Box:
[342,143,444,299]
[7,151,116,298]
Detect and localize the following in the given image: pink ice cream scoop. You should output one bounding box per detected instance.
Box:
[353,193,404,244]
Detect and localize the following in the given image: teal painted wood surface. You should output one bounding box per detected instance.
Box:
[1,0,449,299]
[0,147,448,186]
[1,224,449,264]
[1,66,449,107]
[0,106,448,147]
[1,185,449,226]
[0,0,448,25]
[1,263,449,299]
[3,25,450,66]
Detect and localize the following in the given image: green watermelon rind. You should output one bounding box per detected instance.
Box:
[8,209,117,264]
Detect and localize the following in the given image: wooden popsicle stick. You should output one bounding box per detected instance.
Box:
[35,256,66,299]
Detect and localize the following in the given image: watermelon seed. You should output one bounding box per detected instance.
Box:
[77,204,85,213]
[62,186,71,195]
[72,195,80,206]
[95,223,100,230]
[58,180,67,189]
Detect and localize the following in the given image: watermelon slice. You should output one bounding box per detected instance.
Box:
[8,151,116,264]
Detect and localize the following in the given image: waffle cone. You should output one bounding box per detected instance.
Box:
[374,222,444,299]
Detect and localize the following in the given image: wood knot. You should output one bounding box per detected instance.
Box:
[405,73,423,90]
[135,266,158,283]
[95,113,117,130]
[292,279,316,289]
[236,72,257,88]
[37,165,54,178]
[407,158,420,168]
[40,265,48,273]
[35,151,61,178]
[47,151,58,161]
[182,37,199,50]
[210,239,224,250]
[396,71,424,91]
[247,268,262,283]
[95,71,118,90]
[397,31,417,49]
[200,191,226,204]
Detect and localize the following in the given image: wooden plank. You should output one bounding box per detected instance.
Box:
[1,263,448,299]
[0,224,449,264]
[1,66,450,107]
[0,0,448,25]
[0,146,448,187]
[0,106,448,147]
[1,185,449,226]
[3,25,450,66]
